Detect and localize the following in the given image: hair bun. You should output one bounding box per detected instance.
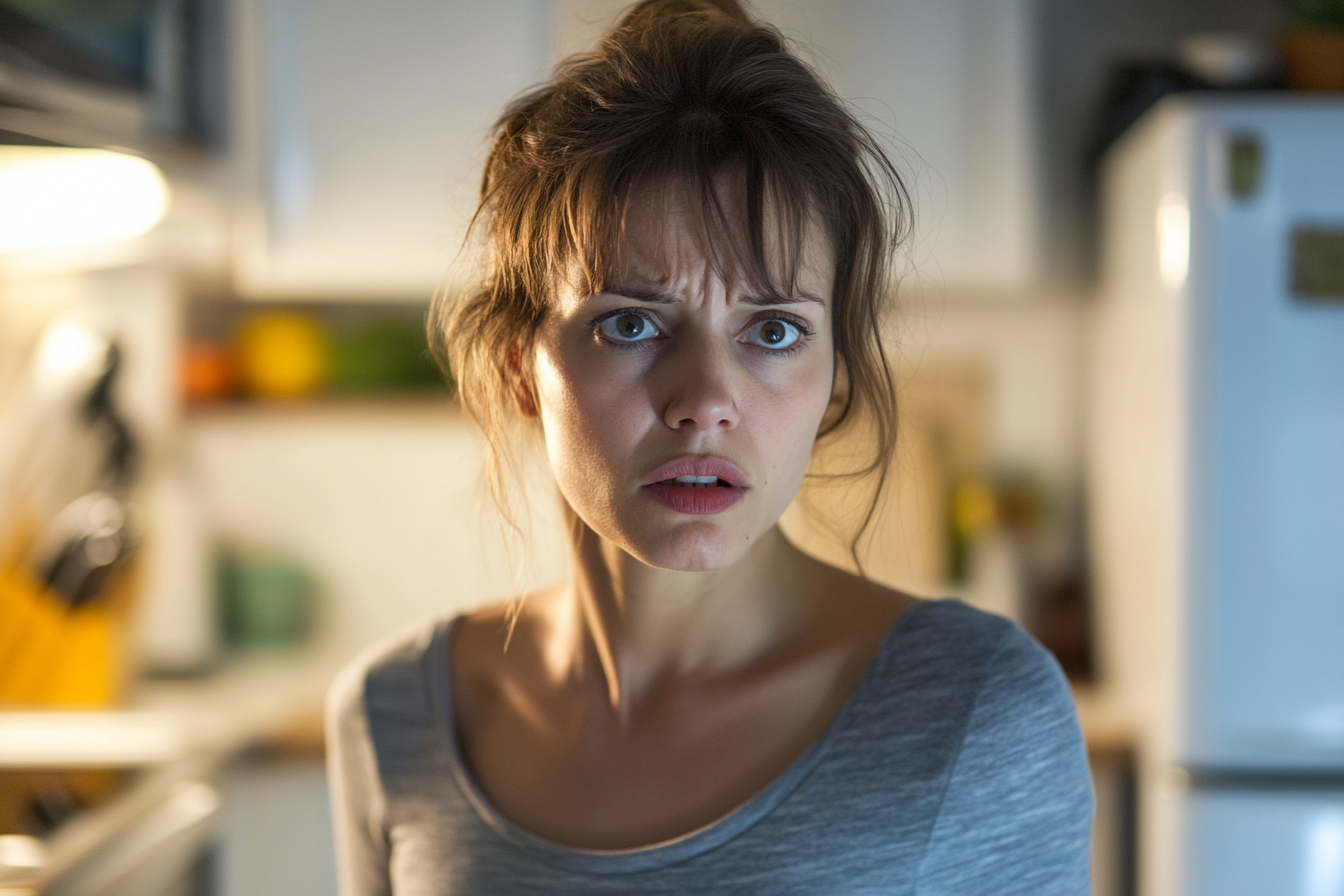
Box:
[615,0,752,30]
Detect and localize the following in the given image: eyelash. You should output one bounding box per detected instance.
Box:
[587,308,815,356]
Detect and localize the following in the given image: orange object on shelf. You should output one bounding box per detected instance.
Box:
[180,339,238,403]
[234,313,329,400]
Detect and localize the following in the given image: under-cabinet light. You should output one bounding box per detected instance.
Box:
[0,147,170,253]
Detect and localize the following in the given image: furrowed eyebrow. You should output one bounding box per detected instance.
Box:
[602,283,677,304]
[740,292,826,307]
[602,282,825,307]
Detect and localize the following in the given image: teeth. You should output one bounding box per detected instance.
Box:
[673,475,722,487]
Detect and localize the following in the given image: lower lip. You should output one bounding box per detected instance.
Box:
[645,483,746,515]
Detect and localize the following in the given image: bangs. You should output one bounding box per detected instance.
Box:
[477,6,891,315]
[563,154,824,301]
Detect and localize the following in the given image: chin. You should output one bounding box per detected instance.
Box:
[626,522,751,572]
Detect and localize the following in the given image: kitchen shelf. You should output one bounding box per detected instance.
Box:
[183,394,460,420]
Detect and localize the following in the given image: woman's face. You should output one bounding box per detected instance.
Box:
[531,185,836,571]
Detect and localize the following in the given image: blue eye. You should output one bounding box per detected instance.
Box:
[743,318,803,350]
[597,311,660,343]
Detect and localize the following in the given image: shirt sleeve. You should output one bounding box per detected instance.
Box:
[914,623,1095,896]
[326,661,393,896]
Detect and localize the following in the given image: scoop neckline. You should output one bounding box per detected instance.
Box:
[426,598,934,875]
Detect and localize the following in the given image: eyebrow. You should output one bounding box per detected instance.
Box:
[604,282,826,307]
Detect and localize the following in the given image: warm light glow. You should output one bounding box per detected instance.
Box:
[172,780,221,818]
[0,147,170,253]
[35,319,106,378]
[0,836,43,870]
[0,713,185,766]
[1156,192,1190,291]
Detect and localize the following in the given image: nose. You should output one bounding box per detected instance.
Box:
[658,333,740,432]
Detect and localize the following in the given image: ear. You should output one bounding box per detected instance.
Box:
[507,343,539,418]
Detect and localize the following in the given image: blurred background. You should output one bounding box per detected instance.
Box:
[1,0,1342,894]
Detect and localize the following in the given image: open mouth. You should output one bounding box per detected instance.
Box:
[645,464,746,514]
[660,475,734,488]
[642,457,747,514]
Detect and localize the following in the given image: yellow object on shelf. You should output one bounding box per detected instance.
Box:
[952,478,997,538]
[0,525,137,707]
[235,313,329,400]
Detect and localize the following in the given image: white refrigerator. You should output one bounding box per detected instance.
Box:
[1089,95,1344,896]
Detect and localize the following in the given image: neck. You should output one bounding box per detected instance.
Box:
[553,510,816,723]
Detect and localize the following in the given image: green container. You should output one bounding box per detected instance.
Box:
[219,552,314,648]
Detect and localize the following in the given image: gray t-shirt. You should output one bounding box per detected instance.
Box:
[326,599,1094,895]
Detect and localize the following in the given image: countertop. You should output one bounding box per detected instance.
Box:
[0,644,345,768]
[0,646,348,892]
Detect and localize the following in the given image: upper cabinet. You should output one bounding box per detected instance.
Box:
[227,0,1040,298]
[755,0,1041,295]
[229,0,553,298]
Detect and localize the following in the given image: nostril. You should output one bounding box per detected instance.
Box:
[667,411,736,430]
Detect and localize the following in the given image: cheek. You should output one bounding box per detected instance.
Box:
[533,335,651,478]
[747,355,834,481]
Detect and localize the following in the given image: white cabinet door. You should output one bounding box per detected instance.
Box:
[232,0,554,297]
[230,0,1040,297]
[756,0,1041,294]
[216,759,337,896]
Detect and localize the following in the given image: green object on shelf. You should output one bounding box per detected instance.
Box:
[219,552,315,648]
[326,317,449,394]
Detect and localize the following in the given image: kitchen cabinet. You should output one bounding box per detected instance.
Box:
[227,0,1041,298]
[216,758,335,896]
[228,0,554,298]
[754,0,1041,295]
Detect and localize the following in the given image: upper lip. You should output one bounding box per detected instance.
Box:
[642,455,747,488]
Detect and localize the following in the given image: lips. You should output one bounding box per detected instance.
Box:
[642,456,748,515]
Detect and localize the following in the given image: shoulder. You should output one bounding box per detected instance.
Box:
[326,627,459,896]
[880,599,1068,706]
[924,600,1075,715]
[325,616,456,757]
[826,599,1081,791]
[915,600,1084,770]
[896,596,1017,650]
[892,599,1084,778]
[907,601,1094,894]
[855,599,1034,723]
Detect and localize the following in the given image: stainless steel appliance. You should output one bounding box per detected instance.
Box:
[0,715,222,896]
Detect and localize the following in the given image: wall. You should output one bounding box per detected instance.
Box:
[185,405,568,662]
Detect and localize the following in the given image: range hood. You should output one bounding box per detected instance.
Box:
[0,1,225,155]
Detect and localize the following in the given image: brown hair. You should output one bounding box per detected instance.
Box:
[433,0,909,565]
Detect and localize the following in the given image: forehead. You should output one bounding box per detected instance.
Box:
[584,174,835,298]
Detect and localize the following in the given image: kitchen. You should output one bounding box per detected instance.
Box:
[2,0,1342,894]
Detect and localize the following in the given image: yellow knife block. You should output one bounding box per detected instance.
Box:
[0,524,137,707]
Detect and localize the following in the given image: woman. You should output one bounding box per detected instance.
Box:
[327,1,1093,893]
